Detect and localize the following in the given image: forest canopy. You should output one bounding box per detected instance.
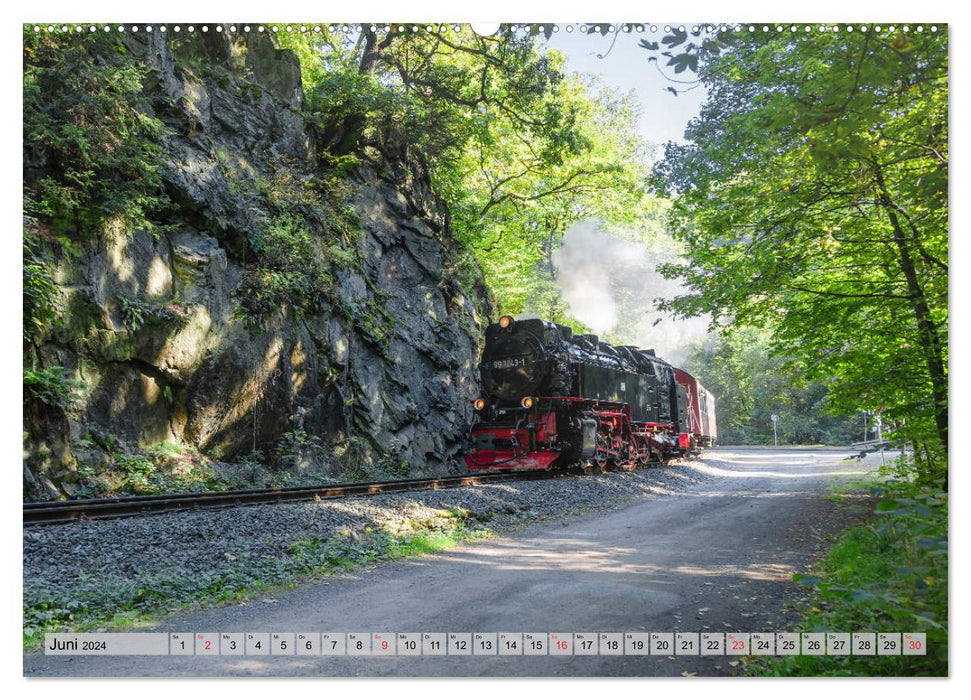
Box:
[648,26,948,472]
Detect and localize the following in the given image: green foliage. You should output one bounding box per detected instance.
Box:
[255,155,328,213]
[651,28,948,459]
[377,448,412,479]
[112,453,157,492]
[74,442,227,498]
[23,28,170,236]
[682,326,861,445]
[23,366,82,411]
[236,214,329,325]
[281,27,658,318]
[306,64,407,156]
[355,299,396,353]
[224,153,366,327]
[273,429,323,470]
[23,219,59,343]
[284,519,480,572]
[276,429,321,454]
[751,461,947,676]
[118,296,189,332]
[905,442,948,486]
[446,73,658,320]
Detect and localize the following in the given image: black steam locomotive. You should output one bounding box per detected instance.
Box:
[465,316,716,471]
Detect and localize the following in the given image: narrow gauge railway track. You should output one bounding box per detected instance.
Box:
[23,464,642,526]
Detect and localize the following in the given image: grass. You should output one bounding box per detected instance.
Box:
[23,508,490,649]
[745,462,947,676]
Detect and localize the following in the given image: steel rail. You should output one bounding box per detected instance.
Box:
[23,466,618,526]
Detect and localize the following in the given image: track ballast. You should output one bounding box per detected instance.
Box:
[23,463,658,526]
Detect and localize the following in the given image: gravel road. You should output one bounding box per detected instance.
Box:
[24,448,881,677]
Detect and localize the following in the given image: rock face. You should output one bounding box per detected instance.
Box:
[24,30,489,499]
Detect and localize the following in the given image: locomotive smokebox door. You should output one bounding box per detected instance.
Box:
[579,416,597,458]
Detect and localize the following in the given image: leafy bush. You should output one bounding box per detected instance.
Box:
[23,366,81,410]
[274,429,323,469]
[235,214,329,325]
[74,442,229,497]
[113,454,157,492]
[222,150,365,328]
[118,296,189,331]
[378,449,412,479]
[24,30,170,236]
[303,65,415,156]
[23,219,59,343]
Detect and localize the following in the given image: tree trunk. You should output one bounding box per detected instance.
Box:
[874,167,948,459]
[358,29,396,75]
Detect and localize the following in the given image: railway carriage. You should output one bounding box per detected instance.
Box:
[674,367,718,450]
[465,316,717,471]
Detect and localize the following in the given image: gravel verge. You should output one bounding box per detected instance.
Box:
[24,460,716,641]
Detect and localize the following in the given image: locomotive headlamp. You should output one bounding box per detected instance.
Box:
[498,315,513,329]
[473,398,487,411]
[520,396,535,409]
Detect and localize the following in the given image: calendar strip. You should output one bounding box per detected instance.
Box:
[43,632,927,656]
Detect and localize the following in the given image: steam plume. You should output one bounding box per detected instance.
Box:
[551,220,711,366]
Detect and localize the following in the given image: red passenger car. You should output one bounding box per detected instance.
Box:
[673,368,718,449]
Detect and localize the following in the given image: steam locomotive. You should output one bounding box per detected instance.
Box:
[465,316,716,471]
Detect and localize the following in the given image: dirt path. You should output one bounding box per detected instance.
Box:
[24,448,877,677]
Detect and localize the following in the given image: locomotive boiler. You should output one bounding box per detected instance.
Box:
[465,316,716,471]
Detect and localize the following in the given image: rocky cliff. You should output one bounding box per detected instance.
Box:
[24,29,490,499]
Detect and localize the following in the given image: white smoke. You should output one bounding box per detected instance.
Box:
[551,220,711,366]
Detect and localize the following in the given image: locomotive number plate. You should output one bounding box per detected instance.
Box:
[489,357,527,369]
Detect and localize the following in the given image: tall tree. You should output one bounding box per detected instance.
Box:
[281,26,656,319]
[682,326,861,446]
[650,27,948,463]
